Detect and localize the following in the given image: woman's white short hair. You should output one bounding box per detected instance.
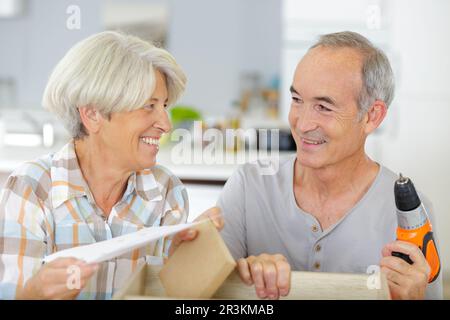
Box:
[42,31,187,139]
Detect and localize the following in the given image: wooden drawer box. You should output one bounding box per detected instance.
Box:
[113,263,390,300]
[113,220,390,300]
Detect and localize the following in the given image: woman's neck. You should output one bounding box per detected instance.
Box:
[74,138,132,216]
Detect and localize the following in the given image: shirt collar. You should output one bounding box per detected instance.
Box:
[50,141,89,209]
[50,140,163,209]
[133,169,163,202]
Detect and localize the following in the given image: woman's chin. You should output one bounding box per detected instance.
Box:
[136,151,157,169]
[137,143,159,167]
[139,157,157,169]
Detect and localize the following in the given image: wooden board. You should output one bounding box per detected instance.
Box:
[113,264,391,300]
[113,218,390,300]
[159,219,237,298]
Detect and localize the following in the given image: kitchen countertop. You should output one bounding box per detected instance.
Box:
[0,143,295,182]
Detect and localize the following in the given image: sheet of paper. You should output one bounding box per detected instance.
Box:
[43,222,199,264]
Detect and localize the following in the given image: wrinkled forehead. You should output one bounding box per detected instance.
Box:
[293,46,364,104]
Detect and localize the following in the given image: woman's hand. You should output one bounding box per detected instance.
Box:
[168,206,224,257]
[16,258,99,300]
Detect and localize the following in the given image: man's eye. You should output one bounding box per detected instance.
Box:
[318,105,332,112]
[292,97,302,103]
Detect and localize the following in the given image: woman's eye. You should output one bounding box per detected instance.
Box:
[144,104,169,110]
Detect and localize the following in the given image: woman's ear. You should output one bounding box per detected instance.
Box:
[364,100,387,135]
[78,106,103,135]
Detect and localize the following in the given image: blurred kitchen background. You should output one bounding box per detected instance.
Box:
[0,0,449,297]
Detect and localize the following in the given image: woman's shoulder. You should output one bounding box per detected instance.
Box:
[4,153,54,201]
[11,154,53,175]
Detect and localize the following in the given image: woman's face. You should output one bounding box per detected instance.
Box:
[99,70,171,172]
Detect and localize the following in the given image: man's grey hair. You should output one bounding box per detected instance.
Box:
[310,31,395,116]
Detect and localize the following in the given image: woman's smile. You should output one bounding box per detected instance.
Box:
[140,136,160,151]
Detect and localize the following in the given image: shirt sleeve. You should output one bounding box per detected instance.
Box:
[217,166,248,260]
[157,169,189,260]
[420,192,444,300]
[0,175,51,299]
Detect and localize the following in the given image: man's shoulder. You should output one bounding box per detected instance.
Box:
[374,165,433,214]
[376,165,399,189]
[378,165,431,200]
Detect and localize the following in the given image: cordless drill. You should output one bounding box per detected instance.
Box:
[392,174,441,283]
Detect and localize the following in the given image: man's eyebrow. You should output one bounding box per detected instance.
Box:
[289,86,337,106]
[314,96,337,106]
[289,86,299,94]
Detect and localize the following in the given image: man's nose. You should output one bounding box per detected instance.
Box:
[296,105,318,133]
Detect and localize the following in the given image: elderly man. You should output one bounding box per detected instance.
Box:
[218,31,443,300]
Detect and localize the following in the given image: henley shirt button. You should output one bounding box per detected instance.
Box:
[314,262,321,269]
[312,225,319,233]
[315,244,322,252]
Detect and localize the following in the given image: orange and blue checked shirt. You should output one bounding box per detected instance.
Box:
[0,141,189,299]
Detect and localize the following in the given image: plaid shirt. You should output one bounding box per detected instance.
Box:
[0,141,189,299]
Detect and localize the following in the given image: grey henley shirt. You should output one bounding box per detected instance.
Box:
[217,155,443,299]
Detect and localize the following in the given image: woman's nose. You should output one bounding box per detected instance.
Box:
[155,106,172,133]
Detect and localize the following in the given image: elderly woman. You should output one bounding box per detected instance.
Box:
[0,31,221,300]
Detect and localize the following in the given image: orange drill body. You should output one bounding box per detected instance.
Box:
[394,174,441,283]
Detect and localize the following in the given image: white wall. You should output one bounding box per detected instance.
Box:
[0,0,101,108]
[0,0,281,116]
[167,0,281,116]
[376,0,450,273]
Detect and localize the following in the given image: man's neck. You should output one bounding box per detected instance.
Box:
[294,150,379,199]
[293,149,380,230]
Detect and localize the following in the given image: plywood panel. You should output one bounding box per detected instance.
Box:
[114,264,390,300]
[159,220,237,298]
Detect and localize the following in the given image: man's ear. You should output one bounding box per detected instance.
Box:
[364,100,387,135]
[78,106,103,135]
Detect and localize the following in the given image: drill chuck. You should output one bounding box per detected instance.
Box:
[394,174,421,211]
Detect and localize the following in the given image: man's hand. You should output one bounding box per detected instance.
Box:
[168,206,224,257]
[16,258,99,300]
[237,254,291,300]
[380,240,430,300]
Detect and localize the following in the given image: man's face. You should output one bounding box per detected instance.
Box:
[289,46,368,169]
